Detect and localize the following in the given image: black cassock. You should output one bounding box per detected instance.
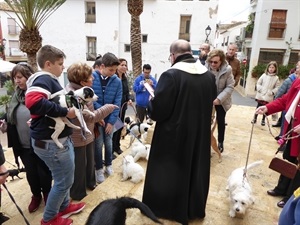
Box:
[142,54,217,225]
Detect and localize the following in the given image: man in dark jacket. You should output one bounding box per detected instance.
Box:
[142,39,217,225]
[225,43,241,87]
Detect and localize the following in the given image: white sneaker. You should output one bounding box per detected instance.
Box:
[105,166,114,176]
[95,169,105,183]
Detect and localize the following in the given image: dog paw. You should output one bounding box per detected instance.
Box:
[229,210,236,217]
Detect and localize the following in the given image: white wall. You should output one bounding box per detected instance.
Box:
[37,0,219,82]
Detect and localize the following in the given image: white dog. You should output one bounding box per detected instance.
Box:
[49,86,98,148]
[130,142,151,162]
[226,160,263,218]
[121,155,144,183]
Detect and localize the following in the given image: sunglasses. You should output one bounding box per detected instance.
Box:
[210,60,220,64]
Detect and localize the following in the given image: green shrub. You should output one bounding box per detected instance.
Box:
[251,64,295,80]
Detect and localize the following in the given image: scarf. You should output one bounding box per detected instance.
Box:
[285,90,300,123]
[7,87,25,125]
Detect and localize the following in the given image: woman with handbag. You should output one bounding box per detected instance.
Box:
[255,61,300,208]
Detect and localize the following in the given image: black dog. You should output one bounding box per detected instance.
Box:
[8,167,26,181]
[85,197,162,225]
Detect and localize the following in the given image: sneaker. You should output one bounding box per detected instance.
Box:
[58,202,86,219]
[41,216,73,225]
[105,165,114,176]
[261,120,265,126]
[95,169,105,183]
[29,195,42,213]
[251,119,257,124]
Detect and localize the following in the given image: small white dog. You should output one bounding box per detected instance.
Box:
[49,86,98,148]
[121,155,144,183]
[226,160,263,218]
[130,142,151,162]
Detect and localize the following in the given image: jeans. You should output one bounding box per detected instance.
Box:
[94,126,113,170]
[32,137,74,222]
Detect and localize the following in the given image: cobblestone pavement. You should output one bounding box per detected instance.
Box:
[1,98,283,225]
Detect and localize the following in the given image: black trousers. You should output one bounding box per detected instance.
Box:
[19,147,52,197]
[112,104,127,152]
[274,142,300,201]
[215,105,227,143]
[136,105,148,123]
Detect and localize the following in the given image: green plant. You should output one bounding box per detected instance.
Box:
[4,80,14,95]
[0,95,11,113]
[245,14,254,33]
[252,64,296,80]
[251,64,267,78]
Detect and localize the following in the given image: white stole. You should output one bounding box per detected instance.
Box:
[285,90,300,123]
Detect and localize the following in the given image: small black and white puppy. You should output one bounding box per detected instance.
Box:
[49,86,98,148]
[8,167,26,181]
[123,117,151,148]
[85,197,162,225]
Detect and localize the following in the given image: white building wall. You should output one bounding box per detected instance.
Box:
[245,0,300,96]
[37,0,219,82]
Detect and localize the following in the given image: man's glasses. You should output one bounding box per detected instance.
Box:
[210,60,220,64]
[200,48,207,50]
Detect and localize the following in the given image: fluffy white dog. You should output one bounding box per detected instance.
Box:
[121,155,144,183]
[130,142,151,162]
[226,160,263,218]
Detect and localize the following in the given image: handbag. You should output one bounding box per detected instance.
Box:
[113,117,125,133]
[269,156,298,179]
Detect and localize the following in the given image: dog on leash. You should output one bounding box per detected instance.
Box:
[123,117,151,148]
[211,108,222,162]
[49,86,97,148]
[226,160,263,218]
[85,197,162,225]
[121,155,144,183]
[130,142,151,162]
[8,167,26,181]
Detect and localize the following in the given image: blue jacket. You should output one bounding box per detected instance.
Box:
[92,70,122,125]
[279,187,300,225]
[133,74,157,108]
[275,73,297,99]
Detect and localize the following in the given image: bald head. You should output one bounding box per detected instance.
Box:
[170,39,192,56]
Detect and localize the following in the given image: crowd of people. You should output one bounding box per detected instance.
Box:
[0,40,299,225]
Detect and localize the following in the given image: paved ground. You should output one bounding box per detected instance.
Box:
[1,89,283,225]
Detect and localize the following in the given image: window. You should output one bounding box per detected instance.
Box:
[124,44,131,52]
[268,10,287,38]
[142,34,148,43]
[86,37,97,61]
[7,18,19,35]
[179,15,191,41]
[288,51,300,65]
[258,49,284,64]
[86,2,96,23]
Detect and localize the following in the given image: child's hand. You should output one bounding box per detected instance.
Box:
[67,108,76,119]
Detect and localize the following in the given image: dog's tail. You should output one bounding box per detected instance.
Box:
[246,160,264,170]
[119,197,162,224]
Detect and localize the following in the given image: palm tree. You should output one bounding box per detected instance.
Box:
[4,0,66,71]
[127,0,143,77]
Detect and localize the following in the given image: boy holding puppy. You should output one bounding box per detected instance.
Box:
[25,45,85,225]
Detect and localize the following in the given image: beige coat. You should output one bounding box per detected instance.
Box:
[255,73,280,103]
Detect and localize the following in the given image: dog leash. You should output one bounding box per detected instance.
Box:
[75,96,87,140]
[243,113,256,179]
[2,183,30,225]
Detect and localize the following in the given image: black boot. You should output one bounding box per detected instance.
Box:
[0,213,9,224]
[218,142,224,153]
